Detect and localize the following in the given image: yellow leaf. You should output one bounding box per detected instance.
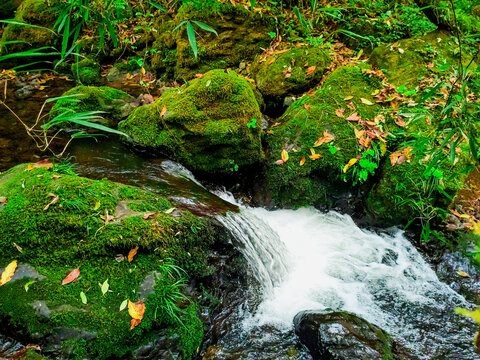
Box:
[299,157,306,166]
[455,307,480,324]
[360,98,374,105]
[128,300,145,320]
[343,158,358,173]
[281,149,289,163]
[456,270,470,278]
[344,96,354,101]
[160,105,167,117]
[0,260,17,286]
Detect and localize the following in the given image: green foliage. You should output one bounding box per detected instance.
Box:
[347,147,380,186]
[173,19,218,58]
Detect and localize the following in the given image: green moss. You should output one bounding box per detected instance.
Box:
[0,0,58,54]
[0,0,22,18]
[265,65,385,207]
[49,86,134,125]
[252,46,331,98]
[0,163,216,358]
[151,2,273,79]
[71,59,101,85]
[119,69,264,173]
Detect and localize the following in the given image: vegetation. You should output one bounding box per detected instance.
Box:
[1,0,480,357]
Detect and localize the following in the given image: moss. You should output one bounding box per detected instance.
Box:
[0,163,216,358]
[265,65,385,207]
[251,46,331,98]
[49,86,134,125]
[0,0,22,18]
[0,0,58,54]
[71,59,101,85]
[367,144,473,225]
[369,30,477,89]
[150,2,273,79]
[119,69,264,173]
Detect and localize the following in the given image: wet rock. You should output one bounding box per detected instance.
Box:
[151,2,272,79]
[138,271,161,299]
[31,300,52,318]
[49,85,135,126]
[0,263,46,283]
[251,46,330,99]
[71,58,101,85]
[294,310,413,360]
[119,69,264,174]
[132,331,181,359]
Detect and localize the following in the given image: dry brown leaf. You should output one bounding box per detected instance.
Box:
[44,193,59,211]
[306,65,316,76]
[346,112,361,122]
[128,246,139,263]
[27,159,53,171]
[62,267,80,285]
[335,108,345,118]
[160,105,167,117]
[143,212,160,220]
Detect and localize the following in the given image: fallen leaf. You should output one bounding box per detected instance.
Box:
[160,105,167,117]
[141,67,146,75]
[143,212,159,220]
[346,102,356,110]
[456,270,471,278]
[300,157,306,166]
[100,279,109,295]
[360,98,374,105]
[281,149,289,163]
[13,243,22,253]
[24,280,35,292]
[128,246,139,262]
[390,152,403,166]
[62,267,80,285]
[52,175,61,180]
[313,131,335,147]
[131,318,142,330]
[309,148,322,160]
[306,65,316,76]
[43,193,59,211]
[93,201,101,211]
[120,299,128,311]
[128,300,145,329]
[395,116,407,127]
[343,158,358,173]
[0,197,7,205]
[100,213,114,225]
[344,96,354,101]
[275,159,285,165]
[80,291,87,304]
[27,159,53,171]
[115,254,125,262]
[346,112,362,122]
[164,207,175,214]
[304,104,311,110]
[398,48,405,54]
[195,73,203,78]
[335,108,345,118]
[0,260,17,286]
[271,122,281,128]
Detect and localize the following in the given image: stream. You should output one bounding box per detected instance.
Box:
[1,79,479,359]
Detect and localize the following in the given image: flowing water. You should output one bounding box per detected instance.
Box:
[215,195,479,359]
[1,78,479,359]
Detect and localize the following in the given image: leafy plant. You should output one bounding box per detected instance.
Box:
[173,20,218,58]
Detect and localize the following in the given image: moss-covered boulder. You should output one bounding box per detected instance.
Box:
[1,0,58,54]
[264,65,385,208]
[0,163,215,359]
[50,86,135,126]
[369,30,474,89]
[151,2,273,79]
[251,46,330,98]
[0,0,22,19]
[367,144,473,226]
[71,58,101,85]
[119,69,264,174]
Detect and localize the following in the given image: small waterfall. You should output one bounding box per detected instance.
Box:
[218,202,479,359]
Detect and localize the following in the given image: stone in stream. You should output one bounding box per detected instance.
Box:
[294,310,414,360]
[119,69,264,174]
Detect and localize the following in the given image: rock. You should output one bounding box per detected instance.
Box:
[366,144,473,226]
[294,310,413,360]
[119,69,264,174]
[150,2,272,79]
[264,65,384,208]
[0,263,46,283]
[138,271,161,299]
[106,61,141,82]
[71,58,101,85]
[251,46,330,99]
[49,86,135,126]
[0,163,216,359]
[369,30,476,89]
[0,0,58,55]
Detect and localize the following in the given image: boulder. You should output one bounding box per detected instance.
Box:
[294,310,413,360]
[251,46,330,99]
[151,2,273,79]
[49,86,135,126]
[0,0,23,19]
[264,65,385,208]
[119,69,264,174]
[71,58,101,85]
[0,163,216,358]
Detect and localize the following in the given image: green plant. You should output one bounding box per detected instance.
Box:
[173,20,218,58]
[247,118,257,128]
[348,147,380,185]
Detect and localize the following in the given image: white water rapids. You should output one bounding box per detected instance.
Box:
[216,193,478,359]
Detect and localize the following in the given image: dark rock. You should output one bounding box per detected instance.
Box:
[294,310,414,360]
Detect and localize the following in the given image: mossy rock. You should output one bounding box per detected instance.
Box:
[0,163,215,359]
[49,86,135,126]
[367,144,473,226]
[264,65,385,208]
[119,69,264,174]
[0,0,22,19]
[71,58,101,85]
[251,46,331,98]
[369,30,476,89]
[1,0,58,54]
[150,2,273,79]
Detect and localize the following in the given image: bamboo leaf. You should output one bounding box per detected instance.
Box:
[186,21,197,58]
[192,21,218,36]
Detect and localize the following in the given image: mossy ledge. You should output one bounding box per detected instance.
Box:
[0,163,216,359]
